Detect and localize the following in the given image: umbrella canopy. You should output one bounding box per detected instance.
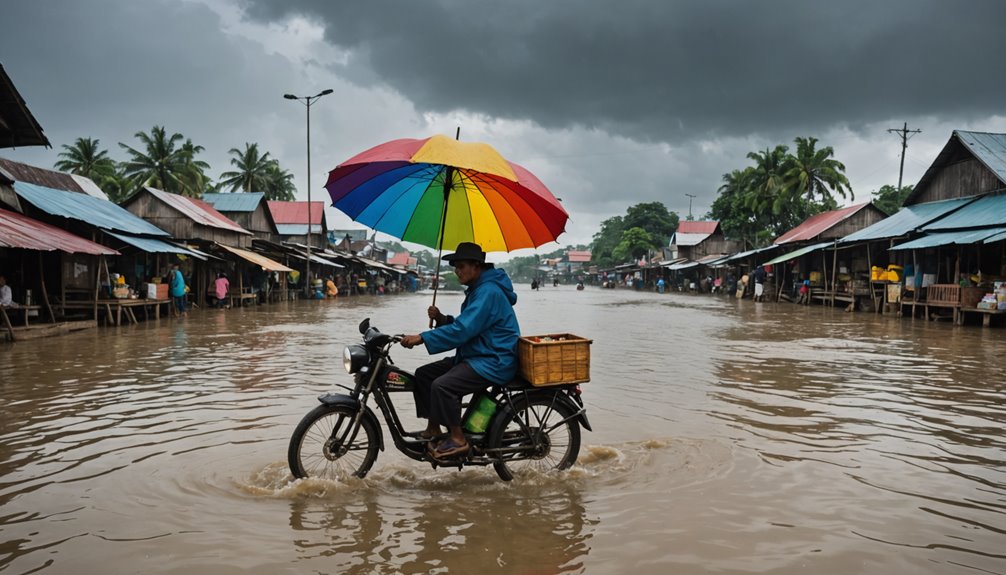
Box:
[324,135,567,252]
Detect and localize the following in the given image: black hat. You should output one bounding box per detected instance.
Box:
[442,242,486,264]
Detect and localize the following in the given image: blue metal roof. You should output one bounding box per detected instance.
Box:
[201,192,265,213]
[957,131,1006,184]
[104,231,199,255]
[889,226,1006,251]
[839,197,975,243]
[922,193,1006,231]
[14,181,169,236]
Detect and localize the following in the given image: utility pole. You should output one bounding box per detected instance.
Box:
[887,122,921,190]
[684,193,696,220]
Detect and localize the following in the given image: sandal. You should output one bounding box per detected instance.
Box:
[429,437,470,459]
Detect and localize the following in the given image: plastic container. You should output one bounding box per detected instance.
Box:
[463,395,498,433]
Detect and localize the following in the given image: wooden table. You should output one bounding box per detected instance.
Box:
[61,299,170,325]
[229,293,259,307]
[959,307,1006,327]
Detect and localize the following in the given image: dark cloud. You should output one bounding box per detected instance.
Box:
[243,0,1006,142]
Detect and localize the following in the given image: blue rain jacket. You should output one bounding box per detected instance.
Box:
[169,269,186,297]
[421,267,520,385]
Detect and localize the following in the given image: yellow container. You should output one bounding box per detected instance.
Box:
[809,271,823,284]
[887,270,900,283]
[877,271,889,282]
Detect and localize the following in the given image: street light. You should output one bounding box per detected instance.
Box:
[284,88,334,295]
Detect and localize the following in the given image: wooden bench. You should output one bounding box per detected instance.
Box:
[229,292,259,307]
[925,284,961,322]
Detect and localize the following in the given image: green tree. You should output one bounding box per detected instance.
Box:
[612,227,654,262]
[54,137,116,182]
[873,184,913,215]
[264,160,297,201]
[623,201,679,247]
[178,139,212,198]
[119,126,205,197]
[589,215,625,267]
[782,136,852,206]
[218,143,273,193]
[744,145,791,215]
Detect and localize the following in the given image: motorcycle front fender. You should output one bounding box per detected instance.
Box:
[317,393,385,451]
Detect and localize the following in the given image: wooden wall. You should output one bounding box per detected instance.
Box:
[821,205,887,240]
[911,158,1004,205]
[124,191,252,248]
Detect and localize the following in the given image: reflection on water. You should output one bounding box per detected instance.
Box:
[1,290,1004,573]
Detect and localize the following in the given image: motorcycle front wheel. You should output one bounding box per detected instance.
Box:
[488,395,581,481]
[288,404,380,480]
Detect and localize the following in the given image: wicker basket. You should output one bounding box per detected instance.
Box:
[517,334,592,387]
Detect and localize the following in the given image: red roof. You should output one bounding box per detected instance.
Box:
[267,201,325,225]
[0,208,119,254]
[774,203,869,245]
[146,188,250,234]
[566,250,591,263]
[677,221,719,234]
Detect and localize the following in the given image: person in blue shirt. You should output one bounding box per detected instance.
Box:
[400,242,520,460]
[168,263,187,317]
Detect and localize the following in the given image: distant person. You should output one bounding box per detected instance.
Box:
[0,275,20,308]
[796,279,811,305]
[656,277,666,294]
[214,272,230,308]
[168,263,187,317]
[326,276,339,298]
[531,278,539,291]
[753,265,767,302]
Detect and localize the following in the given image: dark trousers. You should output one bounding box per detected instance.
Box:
[414,357,491,427]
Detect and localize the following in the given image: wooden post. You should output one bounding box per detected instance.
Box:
[1,307,15,342]
[830,246,838,307]
[38,252,55,323]
[867,242,877,313]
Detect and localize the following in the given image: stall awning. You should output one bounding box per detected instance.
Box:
[105,231,202,256]
[668,261,699,271]
[888,227,1006,251]
[0,207,119,255]
[718,245,780,264]
[217,244,295,272]
[14,181,169,236]
[763,241,832,265]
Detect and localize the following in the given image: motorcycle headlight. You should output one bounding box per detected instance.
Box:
[343,344,369,374]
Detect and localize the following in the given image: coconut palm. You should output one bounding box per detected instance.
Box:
[218,143,273,193]
[178,139,212,198]
[54,137,117,181]
[744,145,791,215]
[783,136,852,206]
[119,126,192,196]
[264,160,297,201]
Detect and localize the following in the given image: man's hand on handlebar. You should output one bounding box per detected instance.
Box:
[400,334,423,349]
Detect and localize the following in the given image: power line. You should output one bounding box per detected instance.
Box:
[685,193,696,219]
[887,122,922,190]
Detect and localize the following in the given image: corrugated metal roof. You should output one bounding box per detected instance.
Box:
[0,207,119,254]
[268,200,325,224]
[566,250,591,262]
[217,244,294,272]
[839,197,975,243]
[921,193,1006,231]
[889,227,1006,251]
[104,231,201,256]
[145,188,251,234]
[671,232,712,247]
[15,181,169,236]
[69,175,108,200]
[677,221,719,234]
[764,241,833,265]
[906,131,1006,205]
[0,65,50,149]
[719,245,780,263]
[985,230,1006,244]
[275,223,323,235]
[201,192,265,213]
[0,157,83,192]
[668,261,700,271]
[774,203,869,244]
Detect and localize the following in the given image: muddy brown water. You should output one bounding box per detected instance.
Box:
[1,286,1004,574]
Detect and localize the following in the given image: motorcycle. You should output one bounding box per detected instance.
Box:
[288,319,592,482]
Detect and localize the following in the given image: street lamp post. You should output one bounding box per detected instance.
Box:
[284,88,334,296]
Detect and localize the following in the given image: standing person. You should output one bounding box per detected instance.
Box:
[325,276,339,298]
[0,275,20,308]
[400,242,520,461]
[753,265,767,302]
[169,263,187,317]
[214,272,230,308]
[656,277,666,294]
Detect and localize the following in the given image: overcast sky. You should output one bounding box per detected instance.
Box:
[3,0,1006,259]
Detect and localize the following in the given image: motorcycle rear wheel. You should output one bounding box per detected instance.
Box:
[288,404,380,480]
[488,395,581,481]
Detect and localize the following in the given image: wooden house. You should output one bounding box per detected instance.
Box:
[202,192,277,242]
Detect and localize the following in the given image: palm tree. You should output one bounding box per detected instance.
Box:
[55,137,117,181]
[744,145,791,215]
[118,126,191,195]
[178,139,212,198]
[783,136,853,206]
[264,160,297,201]
[218,143,273,193]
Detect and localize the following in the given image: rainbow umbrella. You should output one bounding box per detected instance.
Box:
[324,134,568,254]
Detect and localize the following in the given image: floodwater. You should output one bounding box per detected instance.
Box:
[1,286,1004,574]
